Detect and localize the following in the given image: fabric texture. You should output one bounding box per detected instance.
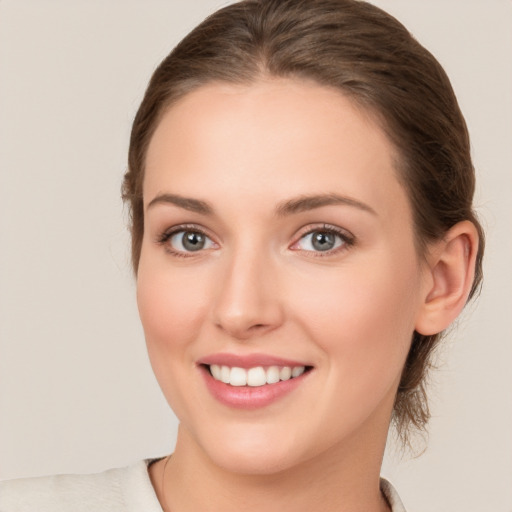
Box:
[0,460,406,512]
[0,461,163,512]
[380,478,407,512]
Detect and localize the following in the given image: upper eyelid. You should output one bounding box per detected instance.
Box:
[289,224,355,254]
[156,225,218,256]
[157,223,215,241]
[155,222,354,249]
[293,223,354,241]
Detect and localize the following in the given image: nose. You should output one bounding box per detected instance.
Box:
[212,248,284,340]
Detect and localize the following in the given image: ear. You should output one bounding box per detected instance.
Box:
[415,220,479,336]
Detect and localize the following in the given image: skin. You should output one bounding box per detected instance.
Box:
[136,79,477,512]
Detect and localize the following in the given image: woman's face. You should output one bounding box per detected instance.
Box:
[137,79,430,474]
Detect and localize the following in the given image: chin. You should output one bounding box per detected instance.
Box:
[207,444,298,476]
[193,423,308,476]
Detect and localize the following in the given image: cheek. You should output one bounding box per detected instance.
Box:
[136,259,214,417]
[137,256,208,343]
[291,255,421,384]
[136,259,211,379]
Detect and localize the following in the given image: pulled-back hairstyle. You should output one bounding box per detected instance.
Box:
[123,0,484,445]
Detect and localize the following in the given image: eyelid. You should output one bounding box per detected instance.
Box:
[289,223,355,254]
[155,222,354,257]
[156,223,219,256]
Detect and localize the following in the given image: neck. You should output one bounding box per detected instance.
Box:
[152,417,391,512]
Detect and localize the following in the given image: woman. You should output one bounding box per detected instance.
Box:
[1,1,484,510]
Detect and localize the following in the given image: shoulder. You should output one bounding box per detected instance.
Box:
[0,460,163,512]
[380,478,407,512]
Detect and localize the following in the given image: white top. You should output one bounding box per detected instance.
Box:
[0,460,406,511]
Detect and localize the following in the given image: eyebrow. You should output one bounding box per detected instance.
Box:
[146,192,376,217]
[147,193,214,215]
[275,193,377,217]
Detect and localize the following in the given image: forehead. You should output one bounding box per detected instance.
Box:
[143,79,407,220]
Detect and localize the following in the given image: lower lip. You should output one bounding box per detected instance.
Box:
[199,366,310,410]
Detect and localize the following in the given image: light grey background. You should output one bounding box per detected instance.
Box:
[1,1,511,510]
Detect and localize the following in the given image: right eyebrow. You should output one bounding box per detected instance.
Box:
[146,193,214,215]
[275,193,377,217]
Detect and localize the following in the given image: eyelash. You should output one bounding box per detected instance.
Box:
[291,224,355,257]
[156,224,216,258]
[156,223,355,258]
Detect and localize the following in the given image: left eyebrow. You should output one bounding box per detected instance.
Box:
[146,193,214,215]
[275,193,377,217]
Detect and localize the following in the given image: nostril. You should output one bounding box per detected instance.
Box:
[248,323,269,332]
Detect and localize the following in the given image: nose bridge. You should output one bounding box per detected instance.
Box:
[212,239,283,339]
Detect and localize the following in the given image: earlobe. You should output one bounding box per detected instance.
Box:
[415,220,479,336]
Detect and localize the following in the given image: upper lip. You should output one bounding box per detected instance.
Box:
[197,353,310,369]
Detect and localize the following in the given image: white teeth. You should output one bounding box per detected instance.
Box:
[279,366,292,381]
[220,365,231,384]
[247,367,266,387]
[210,364,221,380]
[209,364,307,387]
[266,366,280,384]
[292,366,305,378]
[230,367,247,387]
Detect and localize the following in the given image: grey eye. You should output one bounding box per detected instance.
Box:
[312,231,336,251]
[297,230,343,252]
[170,231,213,252]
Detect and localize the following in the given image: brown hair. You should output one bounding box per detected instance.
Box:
[122,0,484,444]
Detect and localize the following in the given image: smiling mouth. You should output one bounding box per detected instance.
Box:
[204,364,311,387]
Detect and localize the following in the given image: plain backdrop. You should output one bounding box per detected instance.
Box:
[0,1,511,510]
